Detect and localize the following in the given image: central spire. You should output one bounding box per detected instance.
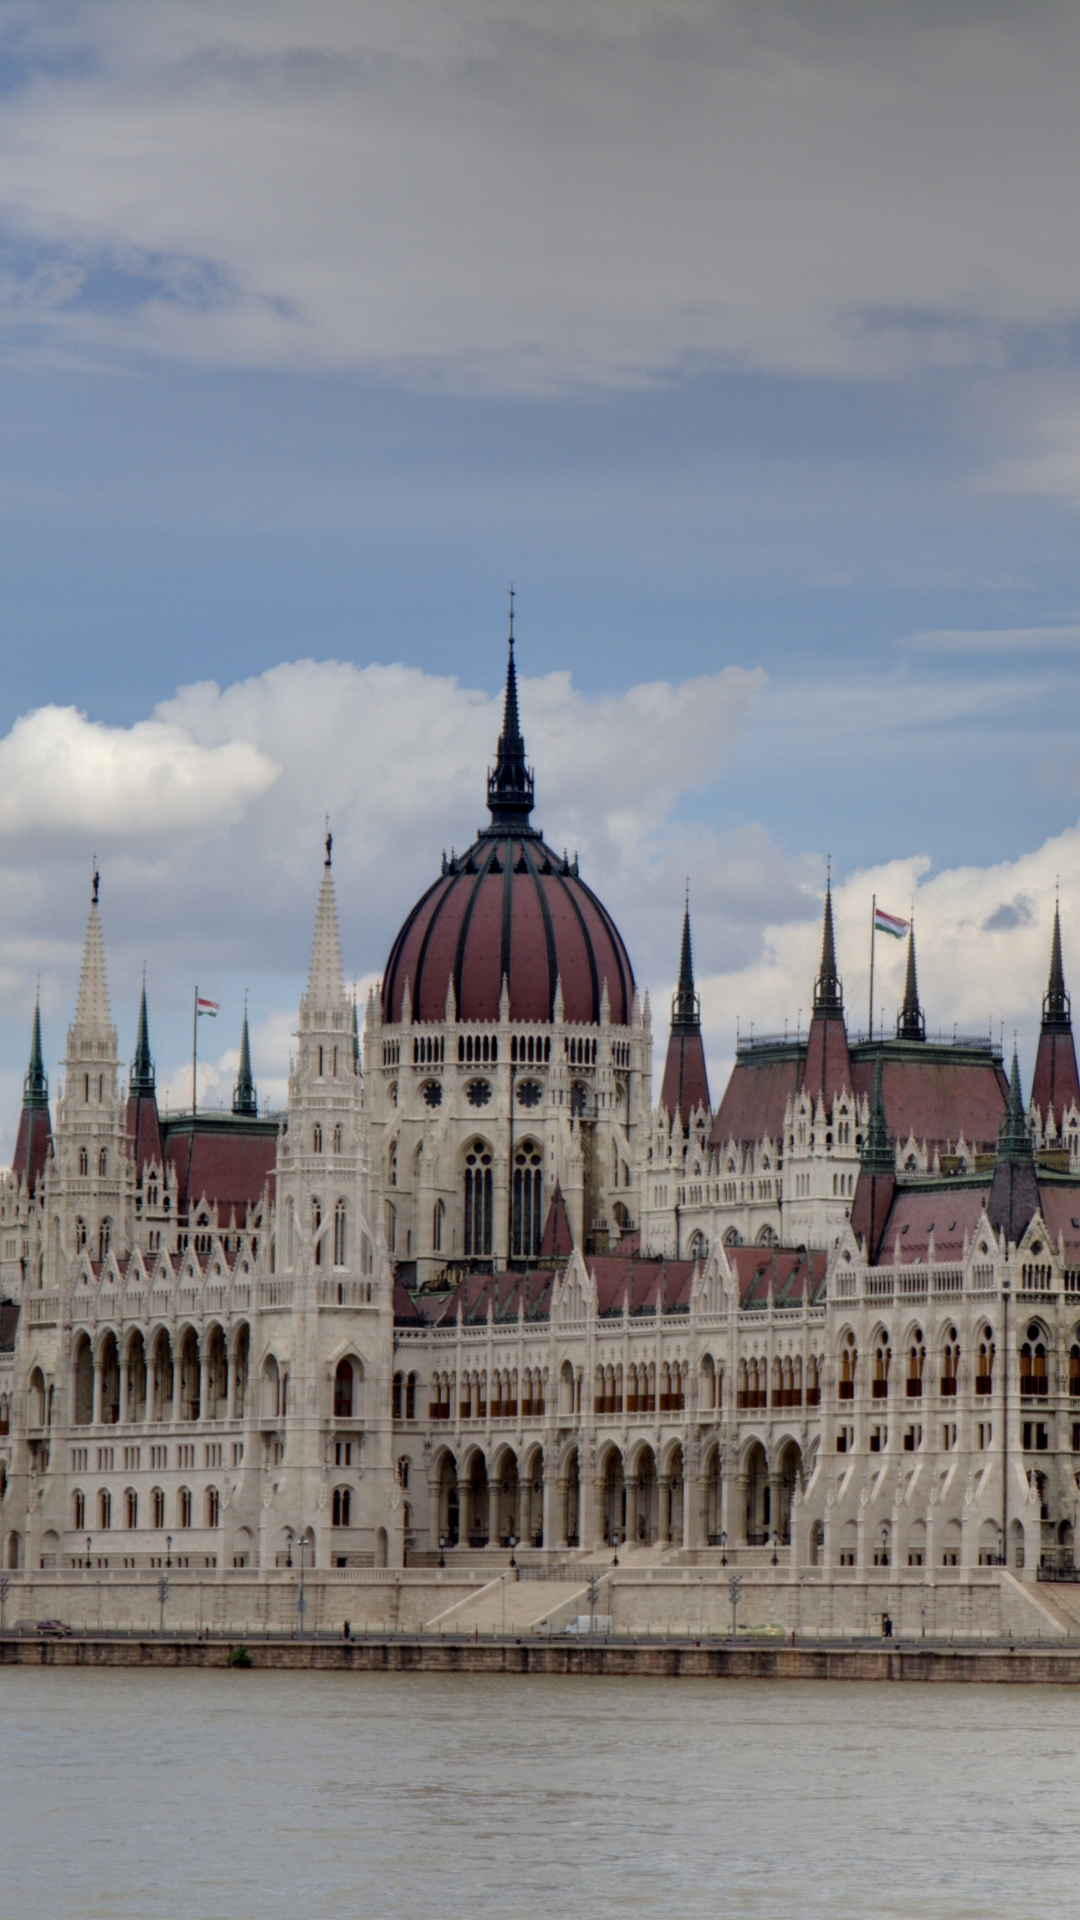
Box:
[486,599,536,833]
[896,925,925,1041]
[671,890,700,1030]
[233,1001,257,1116]
[813,875,842,1013]
[1043,898,1071,1030]
[130,979,155,1095]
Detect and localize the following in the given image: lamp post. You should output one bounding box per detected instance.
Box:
[881,1524,890,1568]
[611,1527,621,1568]
[771,1530,779,1567]
[157,1574,169,1636]
[86,1534,92,1570]
[719,1529,728,1567]
[166,1534,172,1570]
[0,1574,9,1632]
[996,1524,1004,1567]
[297,1532,308,1638]
[729,1572,743,1644]
[438,1533,446,1569]
[508,1532,518,1572]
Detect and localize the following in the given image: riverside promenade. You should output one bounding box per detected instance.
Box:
[5,1630,1080,1682]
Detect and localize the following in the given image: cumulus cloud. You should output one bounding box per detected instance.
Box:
[0,705,278,840]
[2,3,1080,390]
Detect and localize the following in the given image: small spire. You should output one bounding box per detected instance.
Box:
[813,875,842,1013]
[130,976,155,1095]
[351,991,361,1072]
[304,853,346,1011]
[486,606,535,832]
[998,1048,1033,1164]
[73,891,113,1036]
[22,994,48,1111]
[897,925,925,1041]
[671,891,700,1029]
[1042,897,1071,1030]
[232,997,257,1116]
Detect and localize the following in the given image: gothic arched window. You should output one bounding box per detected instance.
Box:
[463,1143,493,1257]
[78,1148,88,1177]
[313,1124,323,1154]
[512,1143,543,1259]
[312,1200,322,1267]
[333,1199,346,1267]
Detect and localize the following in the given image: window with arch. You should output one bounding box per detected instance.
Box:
[392,1371,403,1421]
[178,1486,192,1528]
[839,1334,857,1399]
[1070,1342,1080,1398]
[78,1148,88,1177]
[313,1123,323,1154]
[398,1456,410,1489]
[333,1123,343,1154]
[99,1147,108,1177]
[1020,1327,1048,1395]
[152,1486,165,1528]
[873,1339,891,1399]
[976,1332,995,1394]
[98,1218,111,1262]
[406,1372,417,1421]
[75,1217,87,1252]
[464,1143,493,1257]
[99,1489,112,1530]
[206,1487,220,1528]
[73,1490,86,1531]
[388,1141,397,1187]
[512,1142,543,1259]
[941,1327,960,1395]
[334,1360,354,1420]
[332,1486,351,1527]
[907,1331,926,1397]
[385,1201,397,1253]
[333,1198,347,1267]
[312,1199,322,1266]
[432,1198,444,1254]
[125,1488,137,1529]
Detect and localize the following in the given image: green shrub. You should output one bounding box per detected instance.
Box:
[226,1644,253,1667]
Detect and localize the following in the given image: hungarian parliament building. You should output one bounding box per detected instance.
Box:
[1,635,1079,1586]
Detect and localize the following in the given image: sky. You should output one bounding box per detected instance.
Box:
[1,0,1080,1149]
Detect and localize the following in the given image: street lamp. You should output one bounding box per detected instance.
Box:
[996,1524,1004,1567]
[611,1527,621,1568]
[880,1525,890,1568]
[157,1574,169,1636]
[719,1529,728,1567]
[728,1572,743,1644]
[86,1534,92,1569]
[297,1532,308,1637]
[438,1533,446,1569]
[508,1533,518,1571]
[771,1531,779,1567]
[166,1534,172,1570]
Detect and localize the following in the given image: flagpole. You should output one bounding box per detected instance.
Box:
[192,984,198,1117]
[867,896,876,1043]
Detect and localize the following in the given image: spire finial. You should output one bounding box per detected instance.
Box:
[130,973,155,1095]
[1043,894,1071,1029]
[324,816,332,868]
[813,869,842,1013]
[997,1043,1033,1163]
[92,856,99,905]
[861,1053,893,1172]
[486,602,535,833]
[672,892,699,1028]
[897,921,925,1041]
[23,994,48,1110]
[233,994,257,1116]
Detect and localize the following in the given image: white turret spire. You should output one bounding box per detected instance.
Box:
[302,829,346,1018]
[73,877,114,1041]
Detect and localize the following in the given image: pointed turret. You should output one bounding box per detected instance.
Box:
[130,981,155,1095]
[351,994,361,1074]
[303,827,346,1016]
[896,926,925,1041]
[232,1003,257,1116]
[850,1056,895,1261]
[659,898,710,1127]
[126,977,162,1174]
[485,603,536,832]
[802,876,851,1105]
[1031,901,1080,1127]
[988,1050,1039,1243]
[74,880,114,1040]
[12,997,51,1192]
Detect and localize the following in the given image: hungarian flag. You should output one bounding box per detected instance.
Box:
[874,907,909,939]
[197,997,219,1017]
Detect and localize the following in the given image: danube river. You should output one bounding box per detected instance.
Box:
[1,1670,1077,1918]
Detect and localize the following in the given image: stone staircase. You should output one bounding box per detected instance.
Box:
[1027,1581,1080,1634]
[424,1576,591,1635]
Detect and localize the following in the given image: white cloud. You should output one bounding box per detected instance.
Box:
[0,705,278,840]
[2,3,1080,390]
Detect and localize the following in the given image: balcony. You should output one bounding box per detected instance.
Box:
[940,1378,957,1397]
[906,1380,922,1398]
[975,1376,993,1395]
[1020,1377,1048,1397]
[872,1380,889,1400]
[838,1380,854,1401]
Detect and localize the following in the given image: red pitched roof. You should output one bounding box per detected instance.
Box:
[710,1051,803,1152]
[161,1117,278,1221]
[659,1028,710,1129]
[539,1183,574,1257]
[1034,1188,1080,1262]
[126,1092,163,1178]
[586,1257,696,1314]
[872,1187,990,1266]
[850,1053,1008,1156]
[802,1011,852,1107]
[726,1246,828,1307]
[12,1106,50,1194]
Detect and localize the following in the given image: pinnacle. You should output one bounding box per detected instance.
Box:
[23,997,48,1111]
[486,620,535,831]
[130,981,155,1095]
[73,899,114,1040]
[304,860,346,1012]
[671,897,700,1030]
[998,1049,1033,1164]
[1043,899,1071,1030]
[897,926,925,1041]
[233,1004,257,1116]
[813,878,842,1014]
[861,1055,893,1173]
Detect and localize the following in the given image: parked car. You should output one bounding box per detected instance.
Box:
[35,1619,71,1636]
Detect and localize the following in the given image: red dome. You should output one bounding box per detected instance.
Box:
[383,835,634,1027]
[382,629,635,1028]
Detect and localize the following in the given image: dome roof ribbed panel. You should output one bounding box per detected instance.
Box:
[508,869,551,1019]
[457,865,504,1022]
[382,835,634,1027]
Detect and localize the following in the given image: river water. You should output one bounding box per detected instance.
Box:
[1,1670,1077,1919]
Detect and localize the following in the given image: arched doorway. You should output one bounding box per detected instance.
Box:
[467,1454,489,1547]
[703,1443,722,1545]
[632,1446,657,1545]
[664,1444,684,1546]
[776,1440,803,1545]
[563,1447,580,1547]
[601,1446,625,1546]
[493,1450,519,1546]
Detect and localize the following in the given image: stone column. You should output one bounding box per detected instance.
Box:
[226,1351,236,1422]
[681,1470,692,1550]
[456,1474,470,1548]
[92,1355,103,1427]
[768,1472,783,1555]
[625,1474,639,1547]
[592,1475,605,1551]
[119,1355,129,1426]
[695,1473,709,1549]
[487,1475,499,1547]
[555,1475,569,1550]
[658,1474,671,1547]
[198,1348,209,1422]
[736,1470,749,1547]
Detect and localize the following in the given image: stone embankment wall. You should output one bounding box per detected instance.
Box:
[3,1563,1071,1640]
